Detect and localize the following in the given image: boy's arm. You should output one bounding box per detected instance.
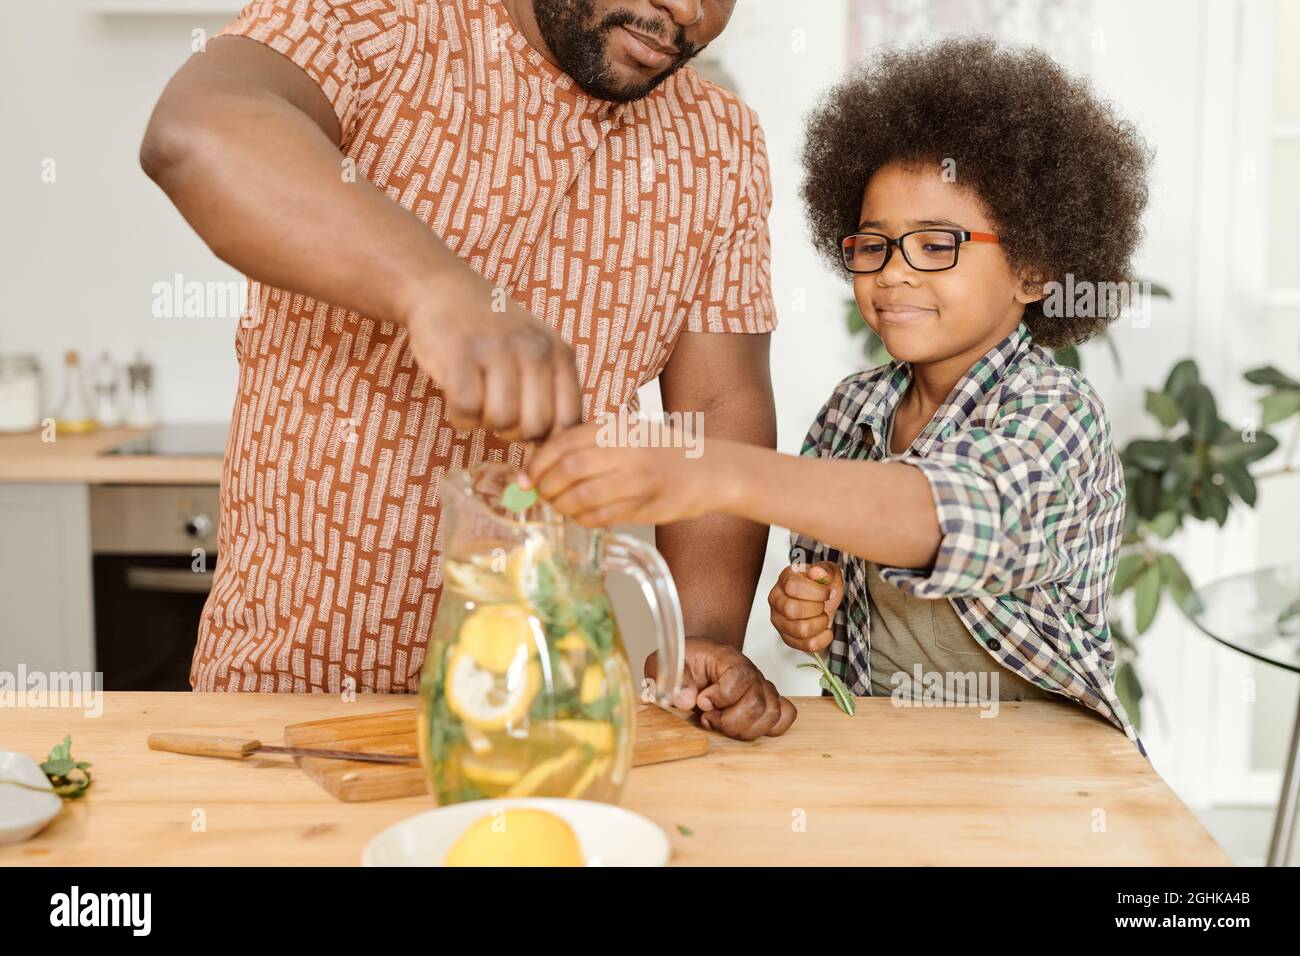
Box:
[722,393,1113,595]
[527,391,1111,597]
[721,447,943,570]
[524,424,939,568]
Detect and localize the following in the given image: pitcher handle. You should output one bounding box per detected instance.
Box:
[597,532,685,706]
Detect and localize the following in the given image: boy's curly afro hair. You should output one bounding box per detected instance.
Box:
[801,36,1152,349]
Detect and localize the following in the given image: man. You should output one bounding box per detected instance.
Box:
[141,0,796,739]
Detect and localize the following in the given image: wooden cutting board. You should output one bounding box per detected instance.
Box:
[281,704,708,802]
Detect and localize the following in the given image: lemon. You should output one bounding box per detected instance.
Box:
[556,630,588,653]
[458,603,538,673]
[579,665,605,704]
[506,747,585,797]
[463,725,493,755]
[506,539,550,600]
[550,718,615,753]
[444,809,584,867]
[567,756,610,798]
[445,652,540,730]
[442,557,515,603]
[460,755,525,789]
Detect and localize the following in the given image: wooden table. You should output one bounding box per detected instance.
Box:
[0,692,1229,866]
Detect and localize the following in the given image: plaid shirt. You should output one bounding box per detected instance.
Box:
[791,320,1143,754]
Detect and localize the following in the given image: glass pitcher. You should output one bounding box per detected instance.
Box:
[418,462,685,806]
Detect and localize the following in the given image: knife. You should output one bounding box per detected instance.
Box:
[147,732,418,765]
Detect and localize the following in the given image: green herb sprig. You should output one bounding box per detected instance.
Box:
[41,735,93,798]
[501,481,538,514]
[795,573,855,717]
[0,735,93,799]
[798,653,856,717]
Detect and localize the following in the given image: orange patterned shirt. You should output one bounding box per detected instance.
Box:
[193,0,775,692]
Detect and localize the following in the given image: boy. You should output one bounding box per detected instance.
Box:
[523,37,1151,750]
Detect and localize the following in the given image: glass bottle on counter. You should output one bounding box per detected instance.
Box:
[124,352,158,429]
[54,350,97,434]
[90,351,123,428]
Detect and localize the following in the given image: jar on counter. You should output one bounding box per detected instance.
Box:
[90,351,123,428]
[124,352,158,429]
[0,354,43,433]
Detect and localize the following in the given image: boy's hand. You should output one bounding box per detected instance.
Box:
[521,420,723,527]
[644,638,797,741]
[769,562,844,654]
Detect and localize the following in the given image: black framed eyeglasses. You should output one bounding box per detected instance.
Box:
[840,228,1000,274]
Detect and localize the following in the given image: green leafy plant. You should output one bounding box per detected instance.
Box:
[1112,358,1300,729]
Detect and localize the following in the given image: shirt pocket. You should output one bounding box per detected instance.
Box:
[932,599,991,662]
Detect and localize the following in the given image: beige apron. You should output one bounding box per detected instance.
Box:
[867,403,1056,702]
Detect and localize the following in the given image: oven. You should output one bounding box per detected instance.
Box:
[90,484,220,690]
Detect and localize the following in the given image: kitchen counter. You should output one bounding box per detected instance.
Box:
[0,428,221,484]
[0,692,1229,866]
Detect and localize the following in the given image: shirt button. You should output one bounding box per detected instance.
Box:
[986,638,1002,652]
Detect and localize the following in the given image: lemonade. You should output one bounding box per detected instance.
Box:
[419,538,636,806]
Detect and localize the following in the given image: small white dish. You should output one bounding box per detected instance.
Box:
[0,750,62,844]
[363,797,671,867]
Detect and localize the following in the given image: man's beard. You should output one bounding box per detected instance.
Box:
[533,0,700,102]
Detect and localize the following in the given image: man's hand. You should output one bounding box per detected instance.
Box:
[405,286,582,441]
[645,638,796,741]
[521,420,729,527]
[769,562,844,654]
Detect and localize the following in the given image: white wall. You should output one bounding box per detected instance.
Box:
[3,1,1295,848]
[0,3,242,423]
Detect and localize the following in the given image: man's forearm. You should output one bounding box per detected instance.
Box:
[717,442,943,570]
[656,390,775,651]
[656,511,770,651]
[140,37,478,326]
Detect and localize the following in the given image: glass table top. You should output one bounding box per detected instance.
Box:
[1184,564,1300,673]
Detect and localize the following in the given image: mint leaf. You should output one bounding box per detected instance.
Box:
[501,482,538,513]
[806,652,855,717]
[38,734,92,799]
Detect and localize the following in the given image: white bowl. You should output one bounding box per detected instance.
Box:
[363,797,670,867]
[0,750,62,844]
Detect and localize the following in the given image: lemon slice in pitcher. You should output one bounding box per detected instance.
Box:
[460,754,526,789]
[458,603,539,673]
[445,652,541,730]
[506,747,585,797]
[550,719,615,753]
[442,557,515,603]
[578,664,605,704]
[506,538,551,601]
